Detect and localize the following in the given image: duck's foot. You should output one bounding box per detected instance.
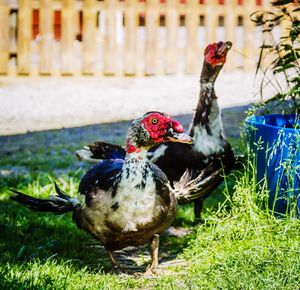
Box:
[143,267,157,278]
[107,250,125,274]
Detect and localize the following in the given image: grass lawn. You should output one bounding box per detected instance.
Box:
[0,120,299,289]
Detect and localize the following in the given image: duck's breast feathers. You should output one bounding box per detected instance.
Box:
[78,159,124,196]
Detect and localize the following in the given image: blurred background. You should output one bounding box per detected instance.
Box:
[0,0,290,135]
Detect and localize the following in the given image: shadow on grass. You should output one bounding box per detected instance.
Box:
[0,199,196,277]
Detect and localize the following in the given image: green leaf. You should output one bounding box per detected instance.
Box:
[273,63,294,74]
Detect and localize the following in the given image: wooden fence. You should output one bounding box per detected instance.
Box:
[0,0,283,77]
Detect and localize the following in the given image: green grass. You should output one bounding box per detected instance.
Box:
[0,131,299,289]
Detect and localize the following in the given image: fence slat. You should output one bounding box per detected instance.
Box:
[186,0,198,74]
[124,0,137,76]
[0,0,9,75]
[145,0,159,76]
[243,1,256,71]
[225,0,237,71]
[61,0,75,75]
[103,0,117,75]
[39,0,53,75]
[82,0,97,75]
[205,0,218,44]
[165,0,178,74]
[17,0,32,75]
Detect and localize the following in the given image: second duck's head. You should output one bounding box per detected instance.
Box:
[204,41,232,67]
[202,41,232,83]
[126,111,193,154]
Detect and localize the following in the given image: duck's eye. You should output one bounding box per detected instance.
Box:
[151,118,158,124]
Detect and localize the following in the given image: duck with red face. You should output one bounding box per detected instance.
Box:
[126,111,187,153]
[75,41,236,224]
[11,111,195,274]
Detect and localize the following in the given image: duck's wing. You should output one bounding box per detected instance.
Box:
[174,166,224,204]
[78,159,124,206]
[89,142,126,160]
[149,162,173,204]
[149,143,207,183]
[174,148,245,204]
[75,141,126,163]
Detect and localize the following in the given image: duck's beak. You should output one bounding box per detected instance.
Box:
[165,129,193,144]
[218,41,232,54]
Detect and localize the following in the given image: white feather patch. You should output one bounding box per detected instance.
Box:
[192,99,225,156]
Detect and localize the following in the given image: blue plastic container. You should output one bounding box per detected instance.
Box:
[246,114,300,216]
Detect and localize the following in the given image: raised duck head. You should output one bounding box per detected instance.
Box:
[191,41,232,138]
[201,41,232,84]
[126,111,193,154]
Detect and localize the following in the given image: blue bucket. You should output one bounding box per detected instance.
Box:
[246,114,300,216]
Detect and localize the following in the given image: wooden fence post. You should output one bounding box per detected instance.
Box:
[205,0,218,45]
[61,0,75,75]
[165,0,178,74]
[225,0,237,71]
[243,0,256,71]
[17,0,32,75]
[186,0,198,74]
[82,0,97,75]
[145,0,159,76]
[0,0,9,75]
[39,0,53,75]
[124,0,137,76]
[103,0,117,75]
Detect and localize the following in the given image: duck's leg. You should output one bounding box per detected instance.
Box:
[107,250,120,270]
[194,198,203,225]
[145,234,160,275]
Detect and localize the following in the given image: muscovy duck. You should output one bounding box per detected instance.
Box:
[11,111,209,274]
[76,41,236,223]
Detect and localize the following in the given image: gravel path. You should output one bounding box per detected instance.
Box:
[0,72,264,136]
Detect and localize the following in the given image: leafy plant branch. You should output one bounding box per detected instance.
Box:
[251,0,300,114]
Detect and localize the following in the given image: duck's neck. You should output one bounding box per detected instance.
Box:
[189,63,225,156]
[124,138,150,170]
[191,82,218,135]
[190,62,223,137]
[124,150,148,162]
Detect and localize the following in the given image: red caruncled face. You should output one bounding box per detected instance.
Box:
[204,41,232,67]
[141,112,183,143]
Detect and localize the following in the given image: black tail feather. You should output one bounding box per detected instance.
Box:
[54,182,72,200]
[10,184,79,214]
